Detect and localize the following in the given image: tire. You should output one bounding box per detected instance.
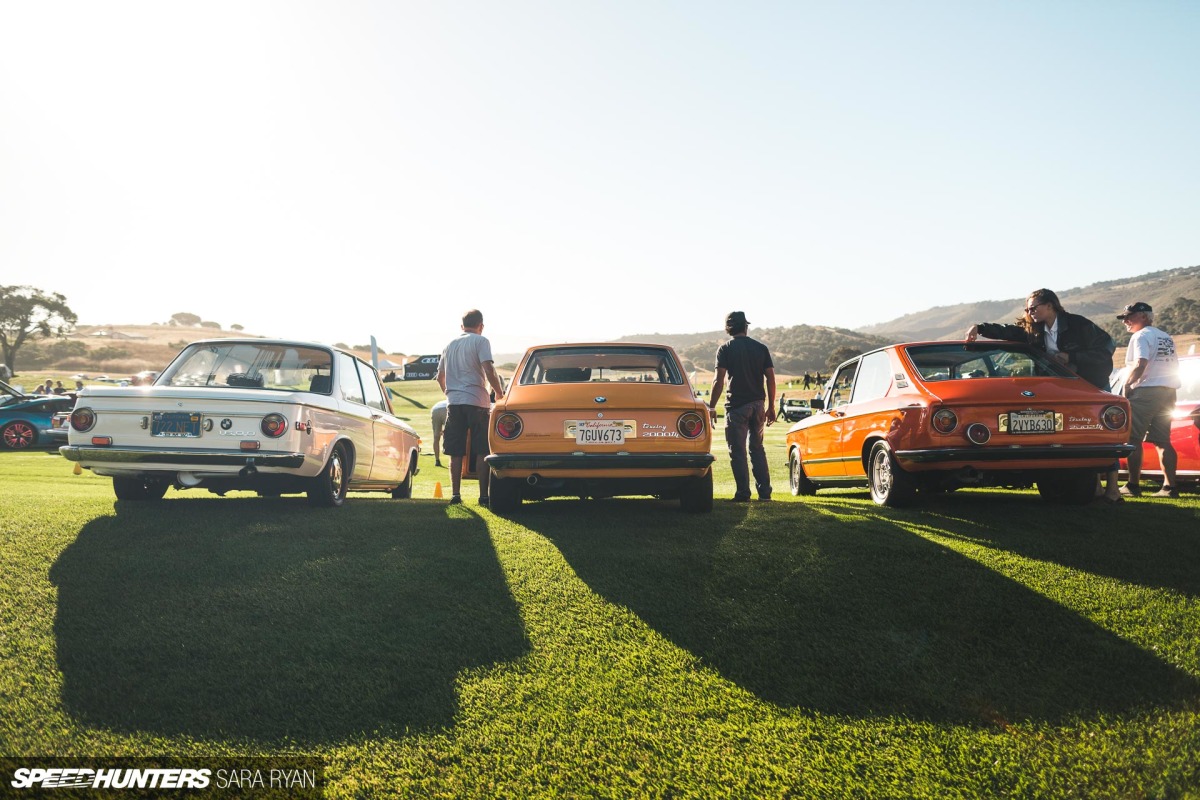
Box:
[1,421,37,450]
[1037,469,1095,505]
[679,469,714,513]
[789,449,817,496]
[867,441,916,507]
[489,469,522,513]
[391,456,416,499]
[112,476,169,501]
[308,445,349,507]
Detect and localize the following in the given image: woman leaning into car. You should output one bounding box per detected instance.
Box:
[965,287,1121,501]
[965,288,1115,388]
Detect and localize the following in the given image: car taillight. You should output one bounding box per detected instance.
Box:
[931,408,958,434]
[677,412,705,439]
[495,413,523,440]
[1101,404,1128,431]
[261,414,288,438]
[966,422,991,444]
[71,408,96,432]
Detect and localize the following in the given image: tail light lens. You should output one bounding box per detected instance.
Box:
[1101,405,1128,431]
[71,408,96,432]
[931,408,958,434]
[261,414,288,437]
[677,412,705,439]
[966,422,991,444]
[495,413,523,440]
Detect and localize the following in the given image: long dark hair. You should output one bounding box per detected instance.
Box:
[1018,288,1065,332]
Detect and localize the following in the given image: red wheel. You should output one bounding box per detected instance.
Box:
[1,421,37,449]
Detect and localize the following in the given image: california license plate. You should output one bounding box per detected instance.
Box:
[152,411,202,438]
[572,420,626,445]
[1001,410,1062,434]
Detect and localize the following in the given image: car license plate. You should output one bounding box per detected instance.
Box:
[1001,410,1062,434]
[151,411,203,438]
[571,420,626,445]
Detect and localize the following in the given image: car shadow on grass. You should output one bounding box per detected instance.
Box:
[911,490,1200,597]
[531,497,1199,724]
[49,498,529,744]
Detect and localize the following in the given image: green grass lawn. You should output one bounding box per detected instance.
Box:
[2,380,1199,798]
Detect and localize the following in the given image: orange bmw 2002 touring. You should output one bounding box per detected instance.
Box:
[485,344,715,512]
[786,342,1135,507]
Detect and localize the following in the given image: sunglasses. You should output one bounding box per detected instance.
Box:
[1024,301,1047,314]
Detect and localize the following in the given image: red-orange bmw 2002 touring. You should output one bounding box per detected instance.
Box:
[786,341,1135,507]
[485,343,715,513]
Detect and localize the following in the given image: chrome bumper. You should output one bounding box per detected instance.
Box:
[896,443,1135,464]
[59,445,307,469]
[485,453,715,471]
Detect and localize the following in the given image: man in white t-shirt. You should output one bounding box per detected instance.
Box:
[437,309,505,505]
[1118,302,1181,498]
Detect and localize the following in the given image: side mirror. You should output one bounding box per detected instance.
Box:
[809,397,825,411]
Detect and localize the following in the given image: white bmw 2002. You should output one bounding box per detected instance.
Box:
[61,339,421,506]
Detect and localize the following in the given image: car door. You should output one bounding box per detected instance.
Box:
[356,359,407,484]
[335,352,375,482]
[802,360,859,478]
[838,350,896,478]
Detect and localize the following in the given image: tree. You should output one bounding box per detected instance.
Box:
[231,323,244,331]
[170,312,202,327]
[0,285,77,375]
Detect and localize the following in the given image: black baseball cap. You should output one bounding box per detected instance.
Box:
[726,311,750,327]
[1116,302,1152,319]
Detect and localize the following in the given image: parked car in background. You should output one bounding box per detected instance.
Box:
[779,398,814,423]
[485,343,715,512]
[1123,354,1200,486]
[786,342,1134,506]
[47,410,72,446]
[0,380,76,450]
[60,339,421,505]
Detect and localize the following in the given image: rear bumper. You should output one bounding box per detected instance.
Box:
[896,443,1135,465]
[486,452,714,471]
[60,445,307,469]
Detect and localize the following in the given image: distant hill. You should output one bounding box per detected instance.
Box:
[860,264,1200,341]
[615,326,892,374]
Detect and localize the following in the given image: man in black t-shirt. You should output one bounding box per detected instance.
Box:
[707,311,776,501]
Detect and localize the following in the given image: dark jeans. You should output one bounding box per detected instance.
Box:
[724,401,771,499]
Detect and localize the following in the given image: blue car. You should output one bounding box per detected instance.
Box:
[0,380,75,450]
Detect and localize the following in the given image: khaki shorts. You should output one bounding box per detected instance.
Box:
[1127,386,1177,446]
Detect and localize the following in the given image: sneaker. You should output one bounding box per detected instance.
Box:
[728,495,751,502]
[1153,486,1179,498]
[1119,484,1142,498]
[758,494,772,501]
[449,495,462,504]
[478,496,489,506]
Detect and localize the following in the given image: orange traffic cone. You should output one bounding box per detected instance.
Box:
[433,481,443,499]
[73,463,82,475]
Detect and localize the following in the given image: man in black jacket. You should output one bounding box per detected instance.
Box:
[966,288,1120,502]
[965,288,1115,389]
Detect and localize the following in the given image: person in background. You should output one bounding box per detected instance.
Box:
[436,309,505,506]
[707,311,776,501]
[966,288,1121,503]
[1116,302,1181,498]
[53,381,65,394]
[430,399,448,468]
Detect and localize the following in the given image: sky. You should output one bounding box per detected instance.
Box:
[1,1,1197,357]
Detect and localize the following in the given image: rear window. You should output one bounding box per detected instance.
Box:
[160,343,334,391]
[904,343,1075,383]
[519,347,684,386]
